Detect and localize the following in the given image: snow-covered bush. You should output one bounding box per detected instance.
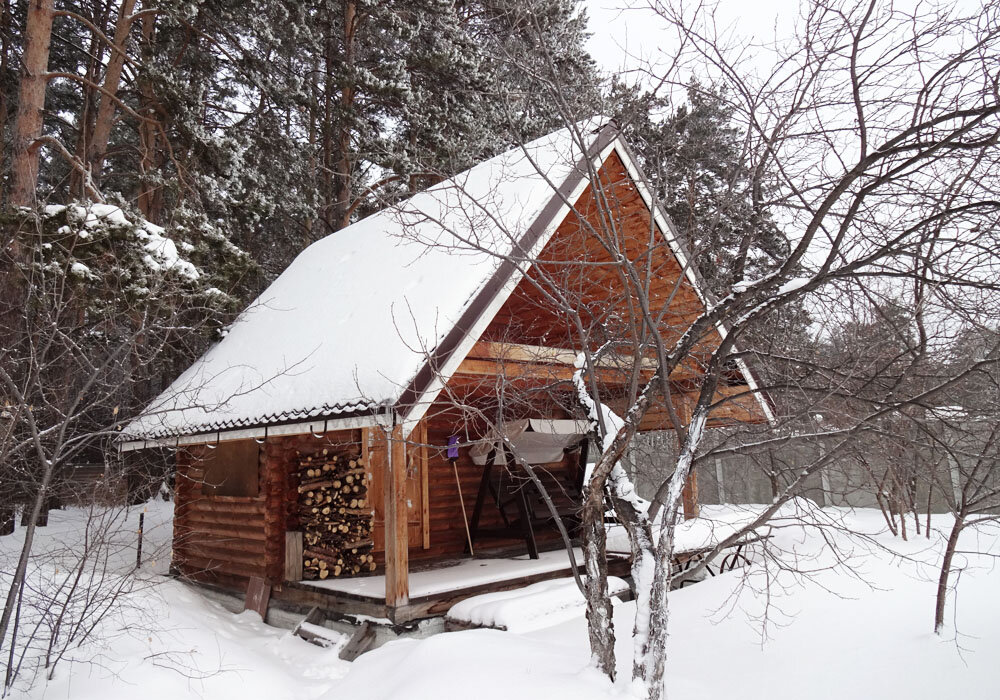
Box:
[13,202,252,322]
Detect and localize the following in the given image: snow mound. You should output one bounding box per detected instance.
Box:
[324,629,614,700]
[447,576,630,632]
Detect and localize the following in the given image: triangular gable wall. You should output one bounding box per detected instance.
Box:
[480,150,709,352]
[401,143,771,432]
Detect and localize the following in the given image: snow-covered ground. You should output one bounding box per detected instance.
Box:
[2,502,997,700]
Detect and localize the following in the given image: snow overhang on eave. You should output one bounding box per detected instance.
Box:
[117,412,385,452]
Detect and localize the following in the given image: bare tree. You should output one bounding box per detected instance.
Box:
[0,203,238,692]
[393,1,1000,697]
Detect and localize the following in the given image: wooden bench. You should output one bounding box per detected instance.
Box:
[671,530,771,587]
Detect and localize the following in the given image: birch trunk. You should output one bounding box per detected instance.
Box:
[634,406,709,699]
[0,459,54,686]
[581,487,616,679]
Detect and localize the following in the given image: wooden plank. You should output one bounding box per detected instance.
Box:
[384,424,409,608]
[392,555,632,623]
[682,471,700,520]
[285,530,304,581]
[274,582,391,619]
[419,421,430,550]
[339,621,377,661]
[244,575,271,618]
[364,427,386,553]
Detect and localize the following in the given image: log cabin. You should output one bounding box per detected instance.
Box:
[120,120,772,625]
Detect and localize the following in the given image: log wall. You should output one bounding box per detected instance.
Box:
[173,432,362,587]
[173,443,269,585]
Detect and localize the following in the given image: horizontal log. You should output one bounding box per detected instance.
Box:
[176,519,265,536]
[467,340,686,377]
[177,510,265,529]
[180,532,266,553]
[177,544,266,569]
[184,499,266,515]
[176,554,264,581]
[177,527,267,548]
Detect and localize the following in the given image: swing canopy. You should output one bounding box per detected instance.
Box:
[470,419,591,466]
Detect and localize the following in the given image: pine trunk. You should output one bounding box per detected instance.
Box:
[0,0,12,201]
[136,7,162,223]
[87,0,138,187]
[9,0,55,207]
[67,2,109,197]
[331,1,358,232]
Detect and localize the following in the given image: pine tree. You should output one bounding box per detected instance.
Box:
[620,80,789,295]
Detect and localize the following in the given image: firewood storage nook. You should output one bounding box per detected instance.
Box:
[296,444,375,580]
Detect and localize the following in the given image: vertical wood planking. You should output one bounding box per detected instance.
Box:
[419,421,431,550]
[682,471,700,520]
[284,530,303,581]
[384,424,409,607]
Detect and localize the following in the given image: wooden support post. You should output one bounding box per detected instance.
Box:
[384,424,409,609]
[284,531,303,581]
[682,471,700,520]
[714,457,726,504]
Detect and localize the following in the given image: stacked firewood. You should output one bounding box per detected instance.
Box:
[297,448,376,580]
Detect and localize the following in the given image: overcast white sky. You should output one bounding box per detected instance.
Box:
[583,0,799,78]
[583,0,984,83]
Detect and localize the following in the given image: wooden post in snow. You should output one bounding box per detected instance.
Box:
[675,428,700,520]
[384,424,409,611]
[682,472,700,520]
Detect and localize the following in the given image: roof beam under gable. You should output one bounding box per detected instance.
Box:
[459,340,701,383]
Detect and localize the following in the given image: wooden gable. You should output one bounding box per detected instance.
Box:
[450,149,768,430]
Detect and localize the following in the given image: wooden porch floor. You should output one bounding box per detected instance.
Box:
[274,548,631,624]
[304,548,592,599]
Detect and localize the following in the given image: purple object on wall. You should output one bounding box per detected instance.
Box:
[447,435,459,460]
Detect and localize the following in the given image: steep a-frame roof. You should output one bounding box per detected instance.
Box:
[122,120,770,448]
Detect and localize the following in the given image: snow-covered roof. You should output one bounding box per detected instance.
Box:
[124,121,618,441]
